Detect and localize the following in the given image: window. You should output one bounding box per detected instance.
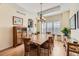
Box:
[40,20,61,35]
[41,22,46,34]
[54,21,61,34]
[46,22,53,34]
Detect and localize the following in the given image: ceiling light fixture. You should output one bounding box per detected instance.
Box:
[37,3,46,22]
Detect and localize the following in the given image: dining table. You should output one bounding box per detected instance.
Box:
[30,33,52,56]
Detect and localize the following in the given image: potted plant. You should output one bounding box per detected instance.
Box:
[61,27,71,38]
[61,27,71,49]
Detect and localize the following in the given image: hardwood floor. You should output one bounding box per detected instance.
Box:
[0,40,67,56]
[0,45,24,56]
[52,40,66,56]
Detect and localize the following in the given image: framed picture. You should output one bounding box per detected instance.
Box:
[13,16,23,25]
[77,11,79,28]
[69,14,76,29]
[28,19,33,28]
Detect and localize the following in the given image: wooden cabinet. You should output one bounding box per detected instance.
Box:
[13,26,27,47]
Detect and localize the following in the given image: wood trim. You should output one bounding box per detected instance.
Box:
[0,46,13,52]
[0,44,23,53]
[68,42,79,46]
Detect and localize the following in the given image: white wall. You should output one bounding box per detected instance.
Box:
[0,4,36,50]
[61,3,79,41]
[69,4,79,41]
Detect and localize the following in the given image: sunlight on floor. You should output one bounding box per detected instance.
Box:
[52,40,66,56]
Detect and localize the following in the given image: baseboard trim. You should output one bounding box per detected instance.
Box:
[0,44,23,53]
[0,46,13,52]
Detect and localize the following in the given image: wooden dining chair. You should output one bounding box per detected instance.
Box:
[40,37,53,56]
[23,38,31,56]
[52,34,55,47]
[23,37,38,56]
[57,35,61,42]
[67,42,79,56]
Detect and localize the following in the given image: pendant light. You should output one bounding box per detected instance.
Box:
[37,3,46,22]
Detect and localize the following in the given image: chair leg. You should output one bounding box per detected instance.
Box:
[43,49,45,56]
[24,52,29,56]
[43,49,46,56]
[48,49,50,56]
[37,45,41,56]
[50,48,52,55]
[48,47,52,56]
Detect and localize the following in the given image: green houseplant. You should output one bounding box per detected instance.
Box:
[61,27,71,38]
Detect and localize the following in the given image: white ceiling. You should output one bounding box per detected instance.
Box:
[17,3,60,13]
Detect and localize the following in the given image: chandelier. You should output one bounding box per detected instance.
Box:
[40,3,43,20]
[37,3,46,22]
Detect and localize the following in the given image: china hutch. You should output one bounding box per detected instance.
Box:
[13,26,27,47]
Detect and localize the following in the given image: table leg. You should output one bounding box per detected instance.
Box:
[37,44,41,56]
